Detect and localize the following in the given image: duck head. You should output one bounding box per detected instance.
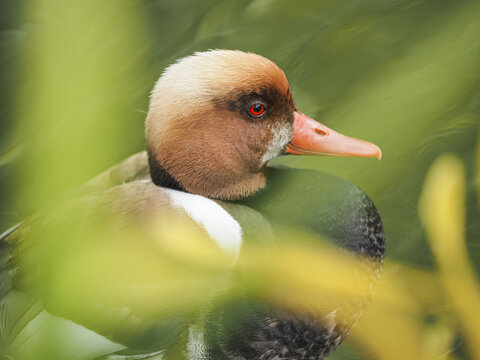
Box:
[146,50,381,200]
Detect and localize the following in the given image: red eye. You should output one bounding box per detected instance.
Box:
[249,103,265,117]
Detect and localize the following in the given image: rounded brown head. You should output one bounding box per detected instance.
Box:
[146,50,381,200]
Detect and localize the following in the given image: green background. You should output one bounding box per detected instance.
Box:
[0,0,479,359]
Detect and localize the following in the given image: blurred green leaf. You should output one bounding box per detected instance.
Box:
[1,0,480,359]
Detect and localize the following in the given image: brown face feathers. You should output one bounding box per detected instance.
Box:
[146,50,295,200]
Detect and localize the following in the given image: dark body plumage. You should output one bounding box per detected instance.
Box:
[203,166,385,360]
[0,153,384,360]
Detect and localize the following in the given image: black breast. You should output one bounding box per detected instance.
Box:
[245,166,385,261]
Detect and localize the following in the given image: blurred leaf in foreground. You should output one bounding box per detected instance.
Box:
[420,155,480,360]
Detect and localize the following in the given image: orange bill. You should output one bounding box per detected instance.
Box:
[286,112,382,159]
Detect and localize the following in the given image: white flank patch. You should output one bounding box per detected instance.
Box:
[187,325,208,360]
[163,188,243,258]
[262,122,292,164]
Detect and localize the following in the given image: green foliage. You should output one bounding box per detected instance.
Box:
[0,0,479,359]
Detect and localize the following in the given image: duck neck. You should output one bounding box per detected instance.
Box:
[148,151,186,192]
[147,149,267,200]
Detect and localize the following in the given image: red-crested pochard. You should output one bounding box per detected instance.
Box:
[0,50,384,360]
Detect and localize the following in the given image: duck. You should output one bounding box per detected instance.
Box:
[0,50,385,360]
